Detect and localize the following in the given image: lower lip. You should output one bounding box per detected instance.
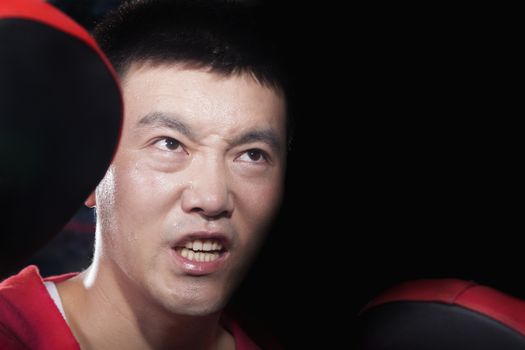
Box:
[170,248,229,276]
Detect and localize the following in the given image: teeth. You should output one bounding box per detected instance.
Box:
[180,248,220,262]
[193,240,203,251]
[183,239,223,252]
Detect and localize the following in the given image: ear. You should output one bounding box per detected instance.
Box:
[85,191,96,208]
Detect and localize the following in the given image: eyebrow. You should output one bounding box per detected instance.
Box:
[136,111,282,153]
[136,112,194,139]
[230,130,282,154]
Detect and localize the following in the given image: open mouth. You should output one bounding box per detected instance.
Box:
[173,239,227,263]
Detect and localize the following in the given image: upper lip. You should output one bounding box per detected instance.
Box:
[172,231,232,250]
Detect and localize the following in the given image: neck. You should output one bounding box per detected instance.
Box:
[57,256,233,350]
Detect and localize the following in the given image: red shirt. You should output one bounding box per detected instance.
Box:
[0,266,265,349]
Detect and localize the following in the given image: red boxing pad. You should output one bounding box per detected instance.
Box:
[356,279,525,349]
[0,0,122,276]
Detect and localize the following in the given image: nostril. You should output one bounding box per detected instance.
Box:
[192,207,232,220]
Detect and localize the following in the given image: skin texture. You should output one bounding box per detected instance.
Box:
[57,63,287,350]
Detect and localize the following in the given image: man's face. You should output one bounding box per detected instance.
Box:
[93,63,286,316]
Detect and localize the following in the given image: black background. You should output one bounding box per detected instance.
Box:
[27,1,518,348]
[235,3,518,348]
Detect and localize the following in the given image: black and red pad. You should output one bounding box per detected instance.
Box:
[356,279,525,349]
[0,0,122,276]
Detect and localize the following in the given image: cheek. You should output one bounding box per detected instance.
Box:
[237,176,283,233]
[122,161,178,208]
[96,162,183,272]
[232,179,283,272]
[97,161,182,239]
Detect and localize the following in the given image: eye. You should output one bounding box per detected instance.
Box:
[153,137,185,152]
[237,149,268,163]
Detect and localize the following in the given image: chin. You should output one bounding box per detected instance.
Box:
[154,286,231,317]
[176,305,224,317]
[165,296,227,317]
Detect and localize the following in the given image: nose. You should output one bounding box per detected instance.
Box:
[181,157,234,219]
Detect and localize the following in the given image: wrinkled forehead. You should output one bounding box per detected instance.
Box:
[119,63,287,147]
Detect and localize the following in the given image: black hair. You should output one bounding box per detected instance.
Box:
[93,0,293,145]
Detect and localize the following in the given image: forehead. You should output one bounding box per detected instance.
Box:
[120,63,286,138]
